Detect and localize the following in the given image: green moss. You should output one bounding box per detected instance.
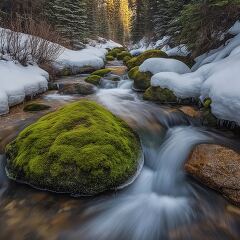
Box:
[106,55,115,61]
[203,98,212,108]
[107,48,125,58]
[143,87,177,103]
[91,68,112,77]
[117,51,132,60]
[85,75,102,85]
[123,56,132,64]
[6,100,141,195]
[23,103,51,112]
[126,50,168,69]
[128,67,151,91]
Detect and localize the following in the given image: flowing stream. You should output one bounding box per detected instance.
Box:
[0,63,240,239]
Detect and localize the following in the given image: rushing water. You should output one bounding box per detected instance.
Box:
[0,65,240,240]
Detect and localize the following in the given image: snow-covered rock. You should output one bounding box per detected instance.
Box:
[165,45,190,57]
[228,20,240,35]
[55,47,107,71]
[151,72,202,99]
[0,60,48,115]
[151,40,240,124]
[139,58,191,75]
[87,37,122,49]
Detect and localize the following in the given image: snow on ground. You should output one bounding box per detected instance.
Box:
[150,22,240,124]
[139,58,191,75]
[87,37,123,49]
[0,60,48,115]
[129,36,189,57]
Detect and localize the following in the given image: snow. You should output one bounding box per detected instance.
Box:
[151,72,202,99]
[0,60,48,115]
[165,45,190,57]
[139,58,191,75]
[55,46,107,71]
[228,20,240,35]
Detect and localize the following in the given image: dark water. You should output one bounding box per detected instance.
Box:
[0,67,240,240]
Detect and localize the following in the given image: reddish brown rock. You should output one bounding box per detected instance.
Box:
[185,144,240,206]
[179,106,200,118]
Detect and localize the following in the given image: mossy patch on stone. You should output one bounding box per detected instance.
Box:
[128,66,152,91]
[203,98,212,108]
[6,100,141,196]
[106,55,115,61]
[117,51,132,60]
[123,56,132,64]
[143,86,177,103]
[23,103,51,112]
[85,75,102,86]
[107,48,125,58]
[91,68,112,77]
[126,50,168,70]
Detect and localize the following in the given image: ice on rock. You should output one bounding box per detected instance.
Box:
[139,58,191,75]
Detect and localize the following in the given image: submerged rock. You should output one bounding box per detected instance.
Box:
[6,100,141,196]
[23,103,51,112]
[185,144,240,206]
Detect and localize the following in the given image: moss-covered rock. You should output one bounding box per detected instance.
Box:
[107,48,125,58]
[203,98,212,108]
[91,68,112,77]
[106,55,115,61]
[143,86,177,103]
[6,100,141,196]
[128,66,151,91]
[85,75,102,86]
[123,56,132,64]
[126,50,168,70]
[23,103,51,112]
[117,51,132,60]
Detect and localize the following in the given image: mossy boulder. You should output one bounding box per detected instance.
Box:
[117,51,132,60]
[143,86,177,103]
[107,48,125,58]
[6,100,141,196]
[91,68,112,77]
[23,103,51,112]
[203,98,212,108]
[126,50,168,70]
[85,75,102,86]
[128,66,152,91]
[106,55,115,61]
[123,56,132,64]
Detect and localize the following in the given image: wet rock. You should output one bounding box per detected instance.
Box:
[185,144,240,206]
[58,82,96,95]
[179,106,200,118]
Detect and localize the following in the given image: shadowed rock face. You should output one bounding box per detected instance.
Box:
[185,144,240,206]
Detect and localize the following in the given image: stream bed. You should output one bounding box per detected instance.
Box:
[0,62,240,240]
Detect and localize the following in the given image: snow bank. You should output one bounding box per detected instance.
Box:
[0,60,48,115]
[139,58,191,75]
[56,47,107,70]
[165,45,190,57]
